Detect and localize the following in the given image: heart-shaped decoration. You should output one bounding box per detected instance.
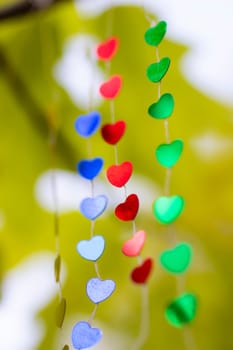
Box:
[74,111,101,138]
[165,293,198,327]
[147,57,171,83]
[101,120,126,145]
[77,235,105,261]
[96,37,118,60]
[148,93,174,119]
[144,21,167,46]
[131,258,153,284]
[71,321,102,349]
[122,230,146,257]
[77,158,103,180]
[86,277,116,304]
[115,194,139,221]
[153,195,184,224]
[106,161,133,188]
[160,243,192,274]
[80,195,108,220]
[99,75,122,99]
[156,139,183,168]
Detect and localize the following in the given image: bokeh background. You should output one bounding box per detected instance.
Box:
[0,0,232,349]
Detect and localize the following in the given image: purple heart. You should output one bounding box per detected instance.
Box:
[86,277,116,304]
[74,111,101,137]
[71,321,102,349]
[80,195,108,220]
[77,158,104,180]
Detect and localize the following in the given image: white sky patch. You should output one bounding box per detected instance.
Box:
[0,253,58,350]
[54,34,105,110]
[190,132,233,161]
[34,170,159,214]
[76,0,233,106]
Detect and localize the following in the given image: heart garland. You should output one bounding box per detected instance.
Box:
[98,30,153,350]
[144,19,198,328]
[72,82,116,347]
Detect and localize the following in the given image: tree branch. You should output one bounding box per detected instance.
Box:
[0,0,74,21]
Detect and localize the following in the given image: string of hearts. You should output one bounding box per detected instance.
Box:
[99,36,152,350]
[144,20,198,333]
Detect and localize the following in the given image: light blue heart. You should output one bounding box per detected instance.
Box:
[86,277,116,304]
[77,158,104,180]
[77,236,105,261]
[74,111,101,138]
[71,321,102,349]
[80,195,108,220]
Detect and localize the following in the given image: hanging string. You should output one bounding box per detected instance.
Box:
[143,5,197,350]
[97,9,151,350]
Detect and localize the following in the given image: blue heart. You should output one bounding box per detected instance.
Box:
[86,278,116,304]
[77,158,104,180]
[74,111,101,137]
[71,321,102,349]
[80,195,108,220]
[77,236,105,261]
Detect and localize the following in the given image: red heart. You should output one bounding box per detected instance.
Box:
[99,75,122,99]
[131,258,153,284]
[122,230,146,257]
[115,194,139,221]
[107,162,133,188]
[101,120,126,145]
[96,37,119,60]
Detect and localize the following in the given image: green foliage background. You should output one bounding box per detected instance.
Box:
[0,1,232,349]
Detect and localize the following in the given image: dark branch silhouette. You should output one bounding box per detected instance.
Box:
[0,0,74,21]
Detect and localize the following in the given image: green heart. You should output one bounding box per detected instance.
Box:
[160,243,192,274]
[165,293,198,327]
[148,93,174,119]
[153,195,184,224]
[144,21,167,46]
[155,139,183,167]
[147,57,171,83]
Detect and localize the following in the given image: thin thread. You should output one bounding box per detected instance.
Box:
[49,132,63,303]
[110,99,115,123]
[88,304,99,325]
[130,285,150,350]
[164,167,172,196]
[94,262,101,279]
[114,145,119,165]
[183,327,197,350]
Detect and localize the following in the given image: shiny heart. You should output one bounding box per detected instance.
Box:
[122,230,146,257]
[77,236,105,261]
[115,194,139,221]
[101,120,126,145]
[106,161,133,187]
[153,195,184,224]
[99,75,122,99]
[131,258,153,284]
[144,21,167,46]
[156,139,183,167]
[86,278,116,304]
[96,37,118,60]
[165,293,198,327]
[80,195,108,220]
[147,57,170,83]
[74,111,101,137]
[160,243,192,273]
[71,321,102,349]
[148,93,174,119]
[77,158,103,180]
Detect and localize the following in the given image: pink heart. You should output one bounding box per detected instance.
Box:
[122,230,146,257]
[99,75,122,99]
